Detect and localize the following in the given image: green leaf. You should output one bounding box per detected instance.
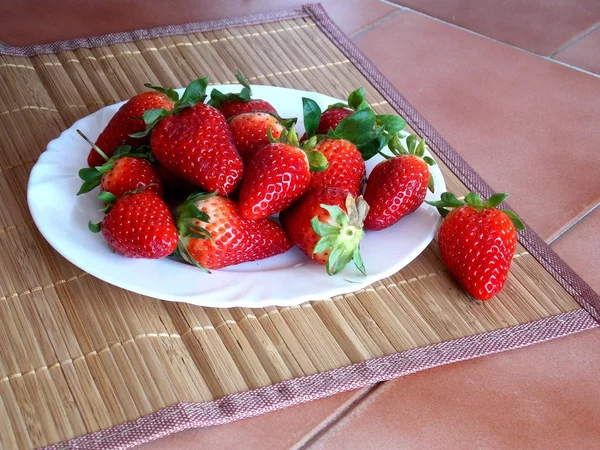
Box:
[302,97,322,139]
[428,173,435,193]
[312,235,338,254]
[501,210,526,231]
[79,167,99,182]
[238,87,251,102]
[276,115,297,129]
[207,88,227,107]
[357,134,386,160]
[327,102,349,109]
[387,132,408,156]
[423,156,436,166]
[326,245,344,276]
[113,145,131,158]
[465,192,484,208]
[352,248,366,276]
[144,83,180,101]
[440,192,464,207]
[320,204,349,227]
[424,200,448,207]
[311,218,340,237]
[143,108,168,125]
[437,207,450,218]
[302,135,318,151]
[98,191,117,204]
[406,134,417,152]
[306,150,328,172]
[484,193,509,209]
[179,77,209,106]
[332,108,376,143]
[415,137,426,157]
[97,162,115,174]
[88,221,101,233]
[77,178,100,195]
[347,87,368,111]
[234,70,252,91]
[376,115,406,135]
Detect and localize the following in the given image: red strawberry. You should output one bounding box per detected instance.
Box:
[238,128,328,219]
[77,131,162,198]
[208,70,277,119]
[88,90,175,167]
[363,134,435,230]
[309,138,365,196]
[228,112,295,161]
[140,78,244,196]
[301,89,406,161]
[175,192,292,270]
[280,187,369,275]
[426,192,525,300]
[90,190,178,259]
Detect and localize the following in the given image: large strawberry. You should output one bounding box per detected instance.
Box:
[302,89,406,160]
[363,134,436,230]
[174,192,292,270]
[89,190,178,259]
[137,78,244,196]
[280,187,369,275]
[426,192,525,300]
[87,90,176,167]
[77,130,162,198]
[208,70,277,119]
[238,127,327,219]
[309,138,365,196]
[228,112,296,162]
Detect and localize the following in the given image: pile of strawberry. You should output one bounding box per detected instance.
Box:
[78,71,525,301]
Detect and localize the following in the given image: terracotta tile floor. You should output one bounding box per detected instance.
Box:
[2,1,599,448]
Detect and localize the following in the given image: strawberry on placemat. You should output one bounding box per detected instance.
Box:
[426,192,526,300]
[174,192,292,270]
[208,70,278,119]
[281,187,369,275]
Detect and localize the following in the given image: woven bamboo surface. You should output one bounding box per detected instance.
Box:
[0,15,583,449]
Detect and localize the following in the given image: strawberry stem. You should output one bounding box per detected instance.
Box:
[77,129,109,162]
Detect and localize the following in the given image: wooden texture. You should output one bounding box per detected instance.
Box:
[0,17,581,448]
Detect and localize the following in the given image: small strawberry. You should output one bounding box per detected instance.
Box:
[208,70,277,119]
[89,190,178,259]
[302,88,406,160]
[87,90,176,167]
[228,112,296,161]
[280,187,369,275]
[77,130,162,198]
[363,134,436,230]
[309,138,366,196]
[426,192,525,300]
[135,78,245,196]
[174,192,292,270]
[238,127,328,219]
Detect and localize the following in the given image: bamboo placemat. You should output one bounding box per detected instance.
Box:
[0,4,598,449]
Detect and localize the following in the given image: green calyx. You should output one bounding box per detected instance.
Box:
[130,77,210,138]
[425,191,526,230]
[311,195,370,276]
[172,191,218,273]
[76,130,152,195]
[385,133,436,193]
[267,125,329,172]
[302,87,407,161]
[207,70,253,108]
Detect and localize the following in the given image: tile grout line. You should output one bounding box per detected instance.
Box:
[398,8,600,79]
[548,201,600,245]
[549,21,600,57]
[294,383,381,450]
[350,8,405,40]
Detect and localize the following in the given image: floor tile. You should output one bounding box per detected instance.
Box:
[137,387,370,450]
[0,0,397,46]
[551,206,600,294]
[308,328,600,449]
[553,27,600,74]
[355,11,600,241]
[390,0,600,55]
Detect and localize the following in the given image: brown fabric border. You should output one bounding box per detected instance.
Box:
[45,309,597,450]
[302,3,600,322]
[0,8,308,57]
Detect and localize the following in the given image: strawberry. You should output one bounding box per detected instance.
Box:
[302,88,406,160]
[175,192,292,270]
[77,130,162,198]
[426,192,525,300]
[87,90,175,167]
[238,127,328,219]
[136,78,244,196]
[154,164,197,199]
[228,112,296,162]
[363,134,436,230]
[280,187,369,275]
[309,138,365,196]
[208,70,277,119]
[89,190,178,259]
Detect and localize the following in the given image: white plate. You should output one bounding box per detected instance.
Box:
[28,85,444,307]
